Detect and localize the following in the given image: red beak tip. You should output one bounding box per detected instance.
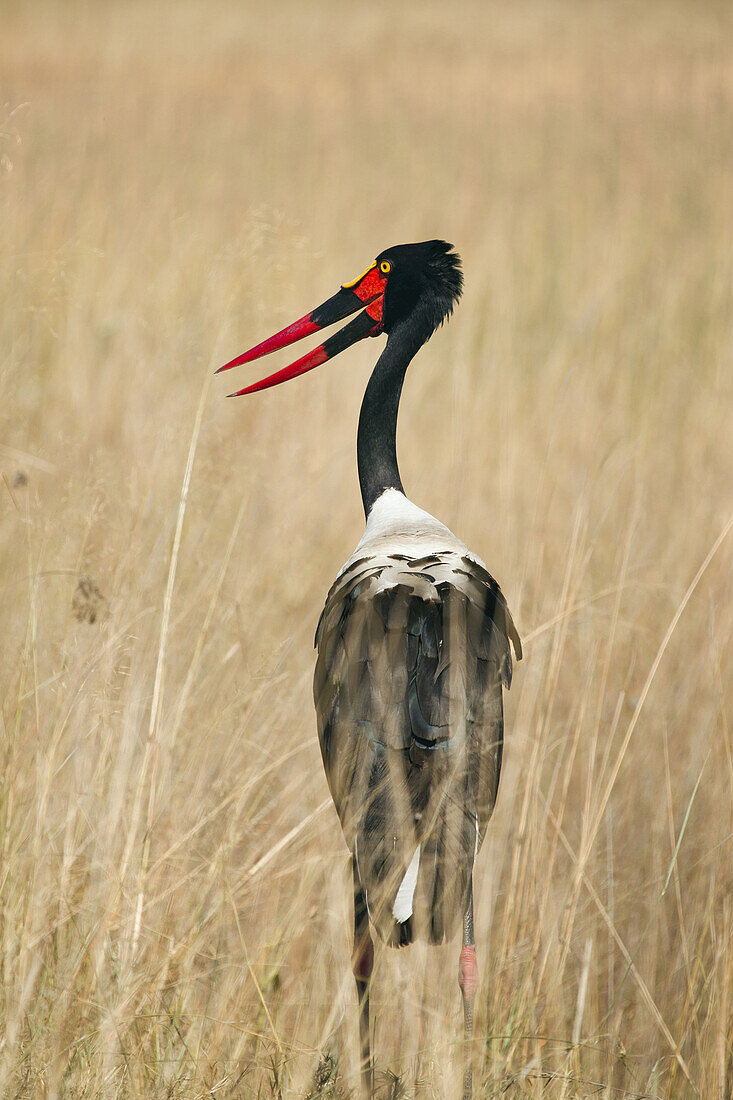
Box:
[217,282,383,397]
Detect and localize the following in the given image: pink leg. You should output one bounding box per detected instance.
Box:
[458,945,478,1004]
[352,859,373,1097]
[458,881,476,1100]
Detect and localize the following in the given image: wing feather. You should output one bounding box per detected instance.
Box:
[314,548,520,944]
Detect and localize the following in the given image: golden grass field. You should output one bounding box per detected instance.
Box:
[1,1,732,1096]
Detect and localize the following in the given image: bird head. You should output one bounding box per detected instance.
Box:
[217,240,463,397]
[375,240,463,335]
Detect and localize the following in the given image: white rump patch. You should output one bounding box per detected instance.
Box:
[392,845,421,923]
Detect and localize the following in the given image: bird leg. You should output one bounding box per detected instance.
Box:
[458,878,477,1100]
[352,858,374,1097]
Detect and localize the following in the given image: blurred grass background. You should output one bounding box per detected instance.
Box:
[1,1,732,1096]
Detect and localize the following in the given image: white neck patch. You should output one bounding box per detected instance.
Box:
[357,489,455,549]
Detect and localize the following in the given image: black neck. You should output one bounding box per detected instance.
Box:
[357,311,434,517]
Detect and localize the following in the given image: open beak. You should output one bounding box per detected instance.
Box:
[217,261,386,396]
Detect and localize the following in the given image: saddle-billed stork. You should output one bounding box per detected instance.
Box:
[218,241,521,1098]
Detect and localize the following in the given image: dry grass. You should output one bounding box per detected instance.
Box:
[1,1,732,1096]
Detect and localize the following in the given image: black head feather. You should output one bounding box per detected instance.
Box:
[376,240,463,334]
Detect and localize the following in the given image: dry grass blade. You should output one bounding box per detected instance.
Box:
[130,374,211,959]
[582,514,733,869]
[540,791,695,1087]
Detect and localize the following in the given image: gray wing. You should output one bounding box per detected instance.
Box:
[313,550,521,946]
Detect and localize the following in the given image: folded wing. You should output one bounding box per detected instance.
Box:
[314,549,521,945]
